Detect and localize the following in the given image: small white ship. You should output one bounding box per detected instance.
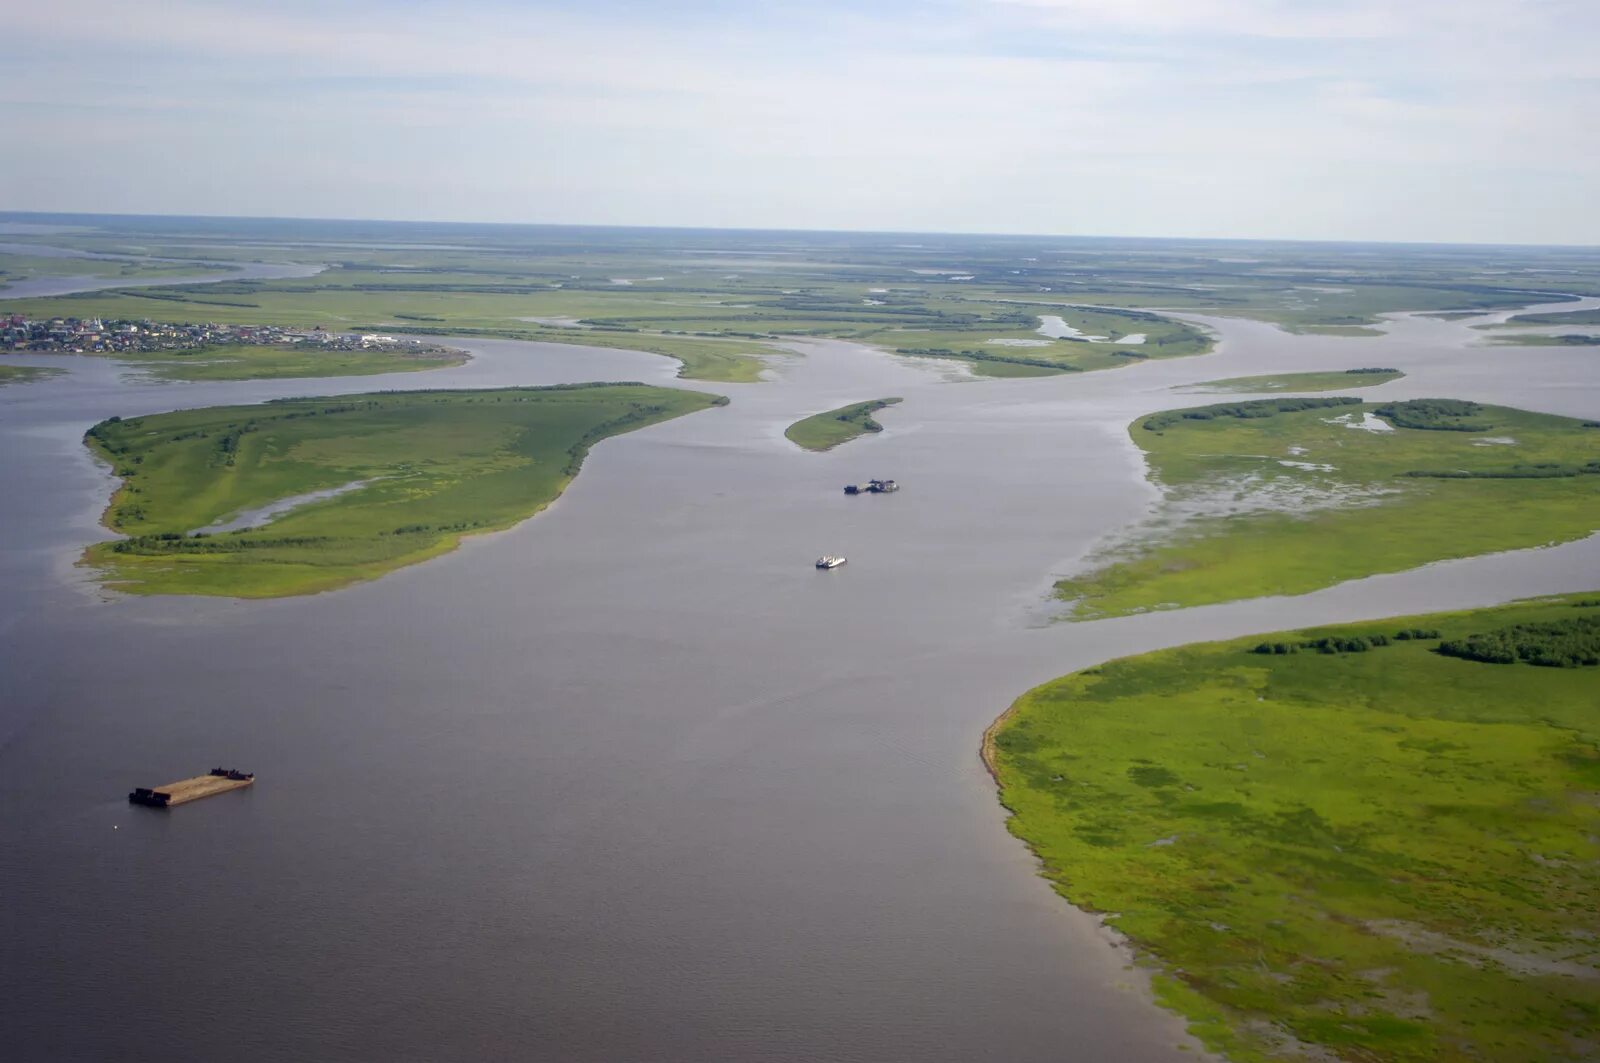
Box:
[815,555,847,569]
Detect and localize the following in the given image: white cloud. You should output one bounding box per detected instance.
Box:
[1,0,1596,242]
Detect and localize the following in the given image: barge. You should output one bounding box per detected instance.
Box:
[129,767,255,808]
[844,479,899,495]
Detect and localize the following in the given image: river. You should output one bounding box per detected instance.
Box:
[1,285,1597,1060]
[0,241,325,298]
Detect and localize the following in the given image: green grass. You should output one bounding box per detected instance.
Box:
[1496,309,1600,327]
[106,343,467,381]
[0,363,64,385]
[82,384,726,598]
[881,305,1212,375]
[1181,369,1403,394]
[0,251,228,285]
[989,594,1600,1062]
[785,397,902,451]
[1056,399,1600,619]
[1490,334,1600,347]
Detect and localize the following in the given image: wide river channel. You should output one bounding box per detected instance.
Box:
[2,289,1598,1060]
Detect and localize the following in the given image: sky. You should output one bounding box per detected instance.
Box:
[4,0,1598,244]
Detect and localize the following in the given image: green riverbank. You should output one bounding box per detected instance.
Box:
[108,343,468,381]
[84,384,726,598]
[989,594,1600,1062]
[785,397,902,451]
[1179,369,1403,393]
[0,364,65,386]
[1056,398,1600,620]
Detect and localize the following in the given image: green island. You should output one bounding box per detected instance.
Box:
[1180,369,1403,394]
[83,384,726,598]
[0,363,65,386]
[1492,309,1600,327]
[1491,333,1600,348]
[785,397,902,451]
[987,594,1600,1062]
[1056,397,1600,619]
[108,343,468,381]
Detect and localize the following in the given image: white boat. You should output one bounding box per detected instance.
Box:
[815,555,847,569]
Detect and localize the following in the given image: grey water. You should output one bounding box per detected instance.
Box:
[0,241,324,298]
[2,289,1599,1061]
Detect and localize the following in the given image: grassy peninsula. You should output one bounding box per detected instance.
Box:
[989,594,1600,1062]
[1491,333,1600,348]
[1180,368,1402,393]
[785,397,902,451]
[1056,398,1600,619]
[112,343,468,381]
[84,384,726,598]
[0,364,64,386]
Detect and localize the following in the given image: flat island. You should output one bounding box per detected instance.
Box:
[785,397,902,451]
[84,384,727,597]
[1179,368,1403,393]
[988,594,1600,1061]
[1056,397,1600,619]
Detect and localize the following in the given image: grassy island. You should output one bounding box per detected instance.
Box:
[0,364,64,386]
[1180,369,1403,393]
[1494,308,1600,328]
[1056,398,1600,619]
[988,594,1600,1062]
[785,397,902,451]
[83,384,726,598]
[1491,333,1600,348]
[110,343,468,381]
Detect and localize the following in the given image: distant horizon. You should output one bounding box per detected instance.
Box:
[5,209,1598,253]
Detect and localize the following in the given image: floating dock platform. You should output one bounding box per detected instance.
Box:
[129,768,254,808]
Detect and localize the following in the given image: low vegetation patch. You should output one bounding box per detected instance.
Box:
[0,363,64,385]
[1140,396,1359,433]
[1056,399,1600,618]
[1437,613,1600,667]
[1181,369,1403,394]
[83,384,727,597]
[991,595,1600,1062]
[785,397,902,451]
[1372,398,1492,432]
[110,343,467,381]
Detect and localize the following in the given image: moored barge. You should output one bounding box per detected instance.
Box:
[129,768,255,808]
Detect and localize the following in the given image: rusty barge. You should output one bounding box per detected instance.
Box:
[129,768,255,808]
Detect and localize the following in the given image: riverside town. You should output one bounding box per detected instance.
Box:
[1,315,436,356]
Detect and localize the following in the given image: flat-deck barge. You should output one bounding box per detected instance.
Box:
[129,768,254,808]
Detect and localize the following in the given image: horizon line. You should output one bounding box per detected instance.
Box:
[4,208,1597,254]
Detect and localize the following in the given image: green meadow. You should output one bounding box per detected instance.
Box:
[1495,309,1600,327]
[1490,334,1600,348]
[1180,369,1403,394]
[108,343,467,381]
[785,397,902,451]
[1056,398,1600,619]
[989,594,1600,1062]
[83,384,725,598]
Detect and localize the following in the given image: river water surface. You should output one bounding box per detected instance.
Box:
[2,292,1598,1061]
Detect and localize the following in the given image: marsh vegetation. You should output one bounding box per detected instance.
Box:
[83,384,726,597]
[991,594,1600,1062]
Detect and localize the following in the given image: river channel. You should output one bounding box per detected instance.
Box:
[1,287,1598,1060]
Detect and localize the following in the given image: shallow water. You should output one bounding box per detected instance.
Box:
[1,297,1598,1060]
[194,480,378,536]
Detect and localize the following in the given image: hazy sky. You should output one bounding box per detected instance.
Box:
[5,0,1597,243]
